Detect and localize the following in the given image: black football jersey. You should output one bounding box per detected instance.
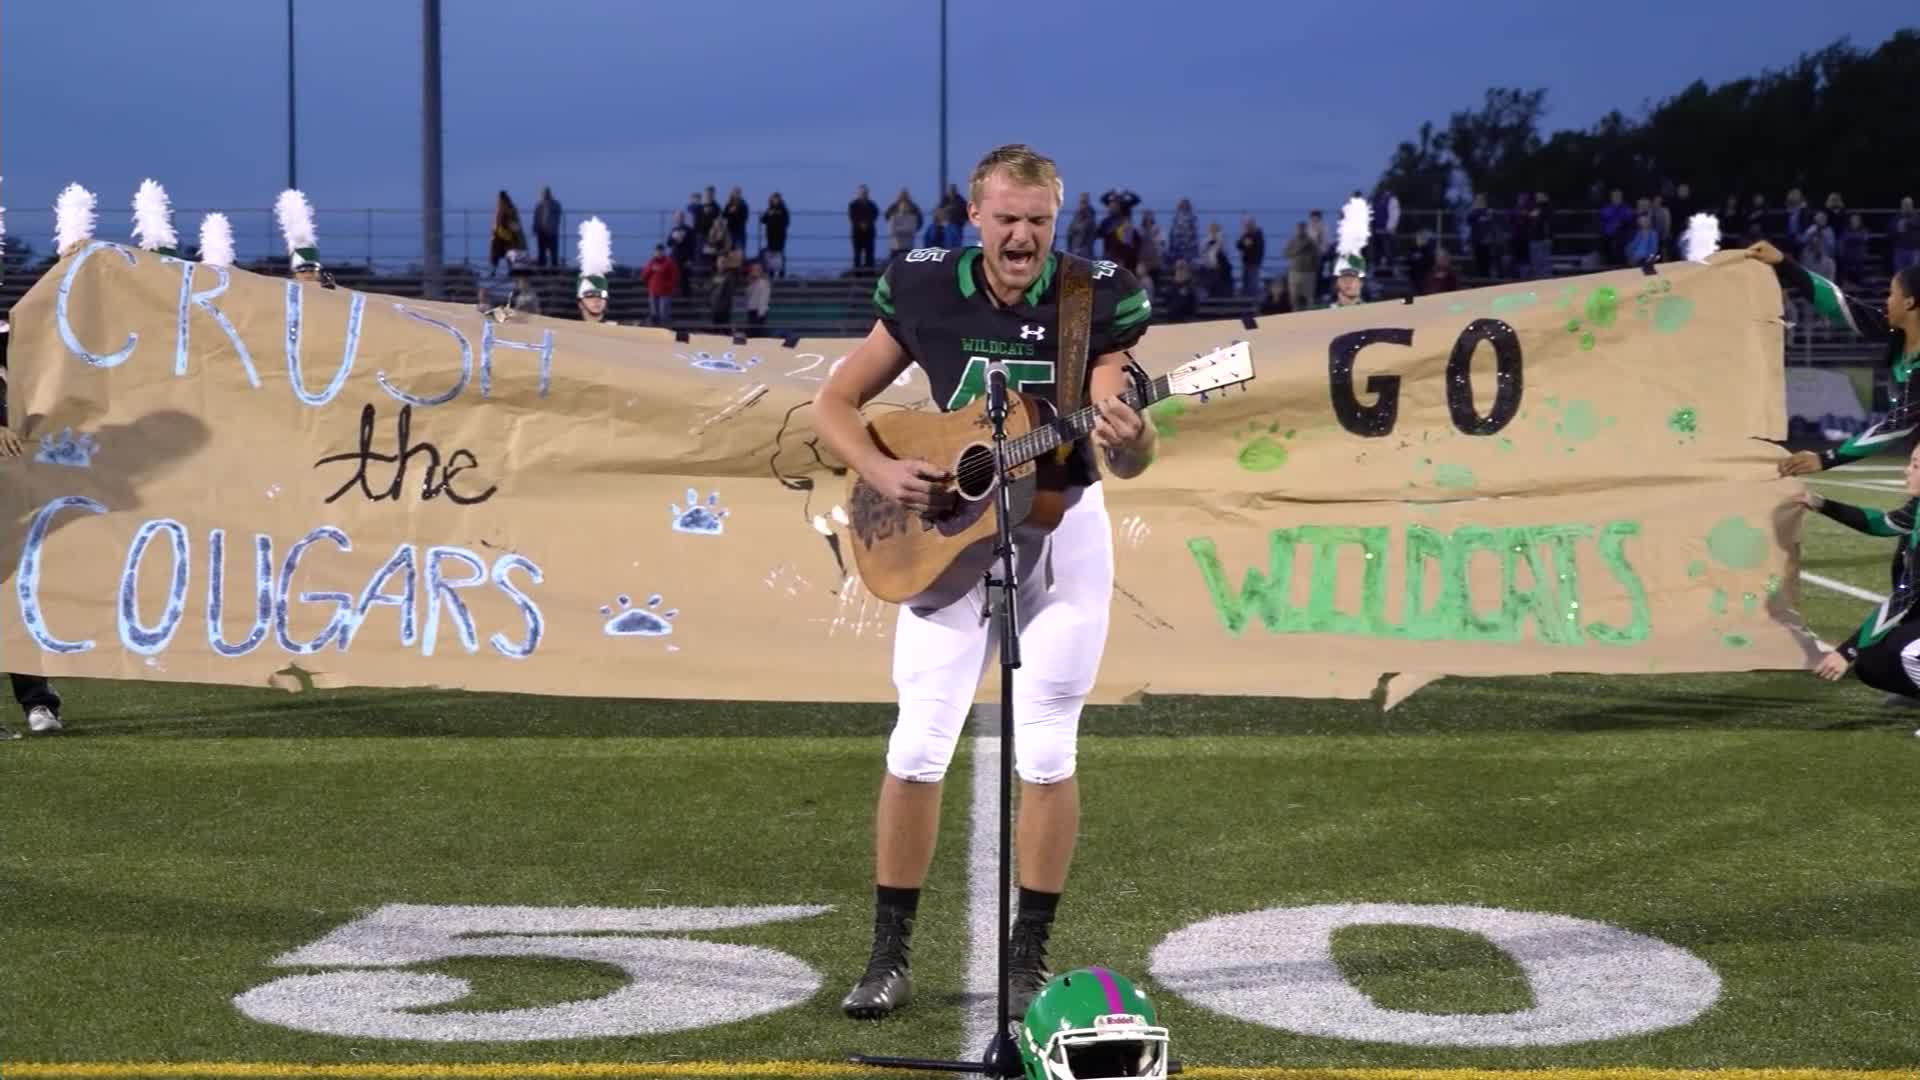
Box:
[874,246,1152,488]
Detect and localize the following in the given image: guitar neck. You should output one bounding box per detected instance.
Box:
[1003,373,1173,467]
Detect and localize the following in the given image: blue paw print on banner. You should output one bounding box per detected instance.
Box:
[36,428,98,469]
[602,594,677,637]
[682,350,762,374]
[671,488,728,535]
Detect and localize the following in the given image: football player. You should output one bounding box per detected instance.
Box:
[810,143,1157,1021]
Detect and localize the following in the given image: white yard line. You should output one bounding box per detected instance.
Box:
[1801,571,1884,604]
[962,714,1013,1060]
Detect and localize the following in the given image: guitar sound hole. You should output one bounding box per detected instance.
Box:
[953,443,997,500]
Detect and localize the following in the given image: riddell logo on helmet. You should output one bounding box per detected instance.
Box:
[1094,1013,1147,1027]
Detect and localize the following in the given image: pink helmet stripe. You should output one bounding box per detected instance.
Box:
[1087,966,1126,1015]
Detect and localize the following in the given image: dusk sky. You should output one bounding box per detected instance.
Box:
[3,2,1911,264]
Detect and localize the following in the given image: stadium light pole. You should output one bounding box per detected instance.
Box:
[422,0,445,299]
[938,0,948,201]
[286,0,297,190]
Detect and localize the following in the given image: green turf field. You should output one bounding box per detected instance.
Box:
[2,465,1917,1079]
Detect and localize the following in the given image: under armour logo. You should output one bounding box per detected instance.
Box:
[1020,324,1046,341]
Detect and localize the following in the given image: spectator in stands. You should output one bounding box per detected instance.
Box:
[1168,198,1199,270]
[1161,259,1199,322]
[686,190,704,234]
[642,243,678,326]
[1369,185,1400,278]
[489,191,526,274]
[1066,194,1097,257]
[1259,277,1290,316]
[761,193,790,278]
[1598,188,1632,267]
[1782,189,1810,256]
[1236,216,1265,299]
[1825,192,1848,241]
[1839,213,1870,290]
[1405,228,1437,294]
[1284,221,1318,309]
[939,183,967,229]
[1103,200,1140,274]
[1894,197,1918,273]
[1650,194,1672,252]
[533,186,562,267]
[1803,230,1837,282]
[1626,212,1660,265]
[1801,211,1836,261]
[506,253,543,316]
[709,248,742,330]
[724,187,751,254]
[1200,221,1230,297]
[849,184,879,269]
[1528,192,1554,279]
[696,187,721,245]
[1426,248,1460,293]
[1505,193,1532,278]
[705,211,732,268]
[667,210,696,298]
[886,189,923,257]
[1136,209,1164,285]
[745,259,771,332]
[1467,194,1494,278]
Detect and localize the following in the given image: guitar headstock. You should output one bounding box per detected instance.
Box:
[1166,341,1254,398]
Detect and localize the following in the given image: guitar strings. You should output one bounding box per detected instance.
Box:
[946,379,1168,492]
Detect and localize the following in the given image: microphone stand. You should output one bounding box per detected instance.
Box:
[849,375,1026,1078]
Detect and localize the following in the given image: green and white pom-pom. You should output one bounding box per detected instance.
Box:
[198,213,236,267]
[1335,195,1370,276]
[275,188,321,270]
[1682,213,1720,263]
[54,182,97,256]
[577,216,613,297]
[132,178,180,256]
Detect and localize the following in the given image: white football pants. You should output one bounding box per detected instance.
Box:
[885,482,1114,785]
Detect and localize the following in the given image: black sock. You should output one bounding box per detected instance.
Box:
[1017,887,1060,925]
[876,885,920,920]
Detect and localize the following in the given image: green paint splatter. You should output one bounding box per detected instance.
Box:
[1686,560,1707,578]
[1553,284,1579,310]
[1490,291,1538,315]
[1583,286,1620,328]
[1545,396,1560,407]
[1667,407,1698,435]
[1706,516,1767,570]
[1433,464,1476,490]
[1765,573,1782,595]
[1722,634,1751,648]
[1742,591,1758,613]
[1145,396,1188,438]
[1652,295,1695,334]
[1237,436,1289,472]
[1496,437,1515,453]
[1709,588,1728,615]
[1446,302,1467,315]
[1554,400,1604,443]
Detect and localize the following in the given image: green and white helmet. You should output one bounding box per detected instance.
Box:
[1019,967,1169,1080]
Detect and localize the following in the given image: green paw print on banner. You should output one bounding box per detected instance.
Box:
[1557,285,1620,351]
[1413,457,1476,490]
[1631,277,1696,333]
[1530,396,1616,450]
[1146,396,1189,439]
[1235,419,1295,472]
[1668,406,1700,446]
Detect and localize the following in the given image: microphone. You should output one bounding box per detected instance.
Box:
[984,360,1010,427]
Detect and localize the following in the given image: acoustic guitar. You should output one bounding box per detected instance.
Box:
[843,342,1255,607]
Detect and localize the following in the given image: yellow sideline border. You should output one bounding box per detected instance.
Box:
[6,1064,1916,1080]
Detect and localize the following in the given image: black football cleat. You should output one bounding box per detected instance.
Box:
[842,911,914,1019]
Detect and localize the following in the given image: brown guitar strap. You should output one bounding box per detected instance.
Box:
[1053,254,1095,463]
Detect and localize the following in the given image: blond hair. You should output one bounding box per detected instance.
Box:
[968,144,1064,209]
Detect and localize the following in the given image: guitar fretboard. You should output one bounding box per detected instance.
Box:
[1002,374,1173,467]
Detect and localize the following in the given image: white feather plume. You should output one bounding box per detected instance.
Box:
[54,182,97,256]
[577,216,613,277]
[199,213,236,267]
[132,178,178,252]
[1682,212,1720,263]
[274,188,317,253]
[1336,195,1371,258]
